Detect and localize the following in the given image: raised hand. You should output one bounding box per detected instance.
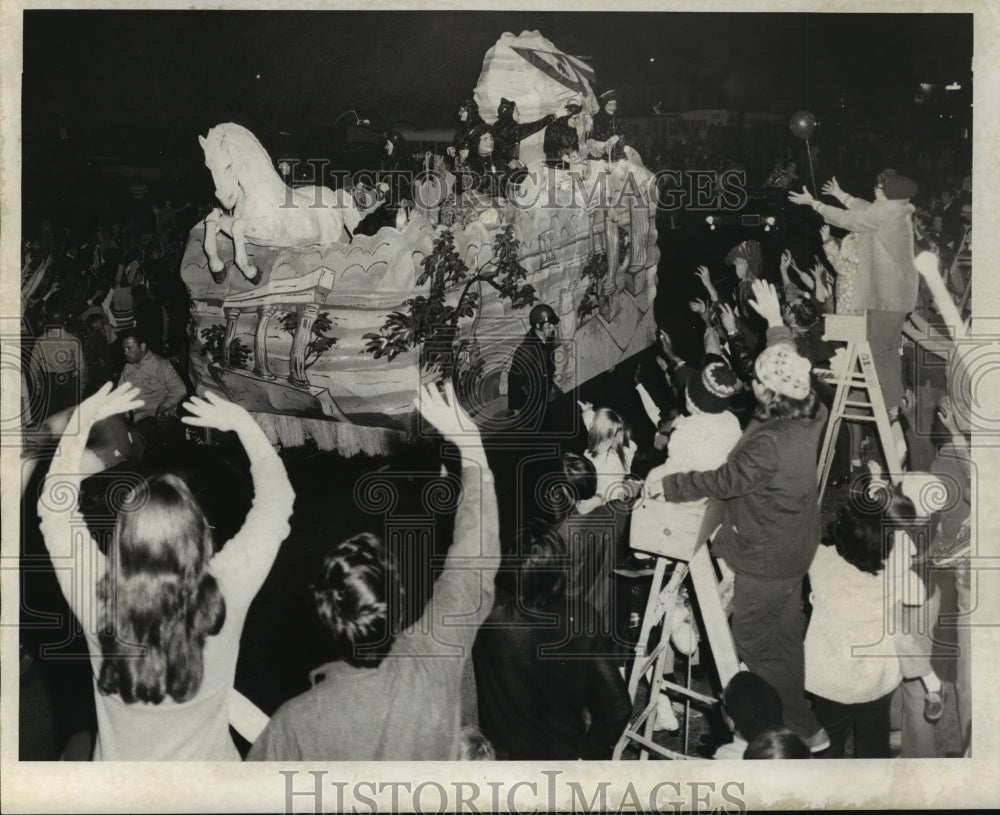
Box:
[819,224,832,243]
[181,390,255,434]
[747,279,783,327]
[688,298,708,315]
[76,381,144,426]
[657,328,673,357]
[695,265,718,300]
[733,257,749,280]
[822,176,843,199]
[414,380,479,447]
[788,186,814,206]
[718,302,738,334]
[779,249,792,275]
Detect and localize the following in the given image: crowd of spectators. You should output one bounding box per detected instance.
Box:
[20,101,974,766]
[20,187,203,448]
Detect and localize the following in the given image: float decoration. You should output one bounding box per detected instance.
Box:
[181,33,660,455]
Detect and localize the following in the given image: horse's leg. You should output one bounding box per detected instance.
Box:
[203,209,226,280]
[230,218,261,285]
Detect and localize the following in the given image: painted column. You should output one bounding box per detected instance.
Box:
[221,307,240,369]
[253,304,277,379]
[288,302,319,387]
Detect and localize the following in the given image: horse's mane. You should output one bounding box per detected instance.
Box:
[205,123,275,178]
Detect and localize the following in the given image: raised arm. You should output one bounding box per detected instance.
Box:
[790,181,884,232]
[182,392,294,610]
[409,382,500,650]
[36,383,145,624]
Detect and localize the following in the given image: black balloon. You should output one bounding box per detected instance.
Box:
[789,110,816,141]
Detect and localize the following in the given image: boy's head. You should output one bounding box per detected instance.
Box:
[313,532,403,668]
[549,452,597,517]
[511,520,567,612]
[722,672,784,742]
[744,726,811,759]
[458,725,497,760]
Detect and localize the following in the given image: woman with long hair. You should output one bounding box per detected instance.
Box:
[37,383,294,759]
[579,405,637,506]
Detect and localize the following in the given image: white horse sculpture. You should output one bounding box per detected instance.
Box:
[199,123,361,284]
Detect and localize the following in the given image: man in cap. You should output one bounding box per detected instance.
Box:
[507,303,560,429]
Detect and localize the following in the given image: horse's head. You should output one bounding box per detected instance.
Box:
[200,123,278,211]
[200,128,242,211]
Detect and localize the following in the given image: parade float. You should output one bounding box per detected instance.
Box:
[180,31,660,453]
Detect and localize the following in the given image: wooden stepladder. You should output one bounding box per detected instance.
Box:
[816,313,904,501]
[613,498,740,760]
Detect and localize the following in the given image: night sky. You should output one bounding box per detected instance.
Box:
[22,9,972,161]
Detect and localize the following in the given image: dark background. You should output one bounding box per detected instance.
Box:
[22,10,972,162]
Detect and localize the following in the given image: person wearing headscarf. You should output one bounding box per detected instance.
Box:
[356,130,417,235]
[463,123,508,198]
[589,90,628,162]
[543,102,584,169]
[447,97,484,172]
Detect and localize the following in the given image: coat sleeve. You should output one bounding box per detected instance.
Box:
[515,114,556,143]
[816,200,896,233]
[397,460,500,655]
[37,414,107,635]
[661,430,779,502]
[209,420,295,612]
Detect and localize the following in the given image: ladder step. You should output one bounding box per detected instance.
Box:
[832,413,878,424]
[620,727,693,760]
[658,679,719,707]
[635,641,670,673]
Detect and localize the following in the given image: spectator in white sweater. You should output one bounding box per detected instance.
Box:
[805,489,926,758]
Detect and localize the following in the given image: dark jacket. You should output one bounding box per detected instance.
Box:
[659,327,826,580]
[507,330,556,420]
[379,135,417,211]
[493,113,556,166]
[451,114,485,167]
[556,503,624,634]
[543,116,580,167]
[473,591,631,760]
[590,109,627,162]
[464,149,507,197]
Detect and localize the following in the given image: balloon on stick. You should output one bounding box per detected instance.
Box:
[789,110,816,141]
[789,110,819,198]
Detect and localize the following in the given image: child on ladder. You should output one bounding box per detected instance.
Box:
[647,280,830,752]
